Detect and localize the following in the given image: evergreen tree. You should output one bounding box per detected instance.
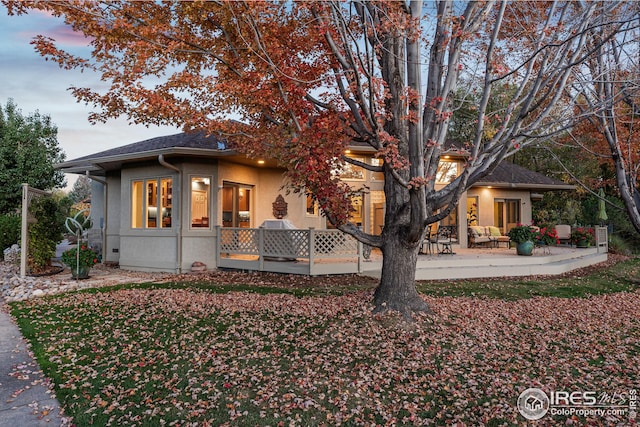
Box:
[69,175,92,203]
[0,99,66,213]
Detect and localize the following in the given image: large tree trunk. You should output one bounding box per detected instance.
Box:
[373,233,432,318]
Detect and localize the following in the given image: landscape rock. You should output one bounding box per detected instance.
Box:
[0,262,171,303]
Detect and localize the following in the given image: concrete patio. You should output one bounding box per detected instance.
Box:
[361,245,607,281]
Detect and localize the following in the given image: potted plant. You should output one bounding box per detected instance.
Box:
[571,227,595,248]
[507,224,536,256]
[536,227,560,247]
[61,245,99,279]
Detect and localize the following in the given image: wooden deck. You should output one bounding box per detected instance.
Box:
[217,226,608,280]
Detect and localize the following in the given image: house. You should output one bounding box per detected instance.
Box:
[57,132,574,273]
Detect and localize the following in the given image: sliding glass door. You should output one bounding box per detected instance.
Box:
[222,182,252,228]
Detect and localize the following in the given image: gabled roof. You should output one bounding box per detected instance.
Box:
[474,161,574,191]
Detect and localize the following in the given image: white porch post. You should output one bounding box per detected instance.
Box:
[596,226,608,254]
[308,227,315,273]
[215,225,221,268]
[258,227,265,271]
[20,183,28,278]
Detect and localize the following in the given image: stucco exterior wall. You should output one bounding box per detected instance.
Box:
[180,161,218,272]
[467,187,532,229]
[117,164,181,272]
[99,154,538,272]
[88,179,105,255]
[104,172,121,265]
[216,162,326,229]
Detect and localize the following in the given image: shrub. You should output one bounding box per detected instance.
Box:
[609,234,633,256]
[28,197,64,273]
[61,245,99,270]
[0,213,20,251]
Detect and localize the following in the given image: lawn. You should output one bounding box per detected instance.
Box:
[10,257,640,426]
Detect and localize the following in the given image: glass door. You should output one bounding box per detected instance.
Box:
[494,198,521,233]
[222,182,252,228]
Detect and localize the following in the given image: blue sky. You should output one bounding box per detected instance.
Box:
[0,7,179,188]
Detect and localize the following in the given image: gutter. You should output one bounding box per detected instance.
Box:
[158,154,183,273]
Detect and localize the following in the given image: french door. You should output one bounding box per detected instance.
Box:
[494,198,521,233]
[222,182,252,228]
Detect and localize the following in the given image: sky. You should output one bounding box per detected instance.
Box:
[0,7,179,189]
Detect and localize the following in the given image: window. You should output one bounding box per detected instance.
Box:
[221,182,252,228]
[350,193,364,226]
[436,161,458,184]
[132,181,144,228]
[340,156,365,180]
[306,190,318,216]
[161,179,172,227]
[326,192,364,229]
[147,180,157,227]
[371,158,384,181]
[495,198,521,233]
[467,196,478,226]
[191,177,210,228]
[440,206,458,227]
[131,177,172,229]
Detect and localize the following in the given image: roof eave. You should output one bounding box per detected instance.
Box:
[473,182,576,191]
[56,147,236,173]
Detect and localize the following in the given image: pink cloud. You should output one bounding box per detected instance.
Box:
[47,25,93,46]
[17,24,92,47]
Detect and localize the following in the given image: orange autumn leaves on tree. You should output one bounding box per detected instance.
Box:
[7,1,356,221]
[569,96,640,188]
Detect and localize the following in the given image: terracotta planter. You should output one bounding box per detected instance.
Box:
[516,241,534,256]
[70,265,91,279]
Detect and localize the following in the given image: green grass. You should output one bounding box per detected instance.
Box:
[416,257,640,299]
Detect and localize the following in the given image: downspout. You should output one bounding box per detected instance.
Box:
[86,171,107,266]
[158,154,183,273]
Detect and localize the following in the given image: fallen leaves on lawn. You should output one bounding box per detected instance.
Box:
[13,286,640,426]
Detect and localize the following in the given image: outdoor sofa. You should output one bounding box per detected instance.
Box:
[468,225,511,248]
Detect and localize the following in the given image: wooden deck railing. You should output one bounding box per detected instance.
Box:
[216,226,363,276]
[595,226,608,253]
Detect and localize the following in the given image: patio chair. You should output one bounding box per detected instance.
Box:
[555,224,571,245]
[437,225,457,255]
[420,223,439,255]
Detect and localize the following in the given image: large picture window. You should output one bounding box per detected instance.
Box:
[306,190,318,216]
[436,160,458,184]
[131,177,172,229]
[339,156,365,180]
[191,177,210,228]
